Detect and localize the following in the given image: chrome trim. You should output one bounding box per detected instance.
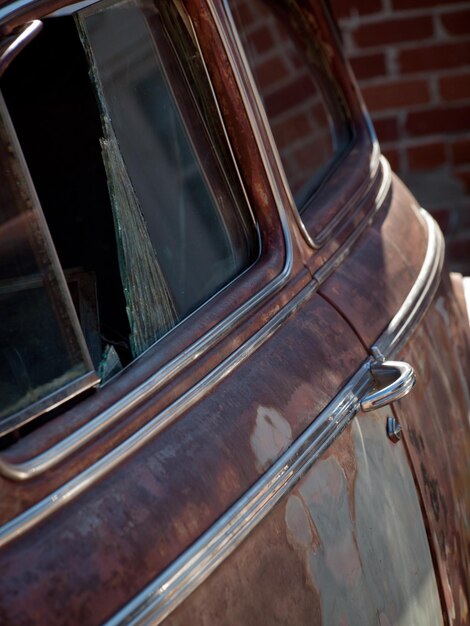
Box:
[0,0,35,25]
[0,370,99,438]
[0,158,390,480]
[103,209,444,626]
[0,207,443,561]
[374,209,444,357]
[314,155,391,285]
[360,360,416,412]
[221,0,381,250]
[0,0,295,480]
[106,362,372,626]
[0,19,41,72]
[0,280,317,546]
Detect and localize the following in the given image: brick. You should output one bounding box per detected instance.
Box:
[372,116,399,142]
[407,142,446,169]
[361,79,430,112]
[354,16,433,49]
[247,26,274,55]
[399,42,470,74]
[440,9,470,36]
[451,136,470,165]
[405,105,470,136]
[392,0,468,9]
[265,74,317,117]
[331,0,382,21]
[254,56,289,91]
[439,73,470,103]
[271,113,311,150]
[350,53,386,80]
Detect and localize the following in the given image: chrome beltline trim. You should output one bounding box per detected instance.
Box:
[0,280,317,547]
[374,209,444,357]
[0,206,443,590]
[103,208,444,626]
[106,363,372,626]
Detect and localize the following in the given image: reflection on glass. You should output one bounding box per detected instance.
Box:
[228,0,351,209]
[79,0,258,357]
[0,95,97,433]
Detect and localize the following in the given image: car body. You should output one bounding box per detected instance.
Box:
[0,0,469,624]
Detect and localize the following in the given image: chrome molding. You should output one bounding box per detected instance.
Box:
[0,280,317,547]
[0,0,34,25]
[103,209,445,626]
[106,362,372,626]
[0,18,41,73]
[221,0,381,250]
[0,207,444,567]
[374,208,444,357]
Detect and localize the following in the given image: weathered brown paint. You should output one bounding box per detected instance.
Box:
[395,271,470,625]
[0,295,367,625]
[318,176,428,346]
[166,411,443,626]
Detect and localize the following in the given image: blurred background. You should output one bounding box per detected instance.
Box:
[331,0,470,274]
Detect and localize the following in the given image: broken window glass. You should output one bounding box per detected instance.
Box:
[79,0,258,358]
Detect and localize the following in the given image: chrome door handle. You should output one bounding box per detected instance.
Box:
[360,360,416,412]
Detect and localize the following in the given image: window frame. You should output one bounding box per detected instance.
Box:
[222,0,380,249]
[0,0,293,451]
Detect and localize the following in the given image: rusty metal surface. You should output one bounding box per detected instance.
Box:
[395,270,470,625]
[319,175,428,346]
[0,295,367,625]
[165,410,443,626]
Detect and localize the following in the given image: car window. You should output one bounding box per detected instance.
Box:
[0,0,259,428]
[0,94,98,435]
[227,0,351,211]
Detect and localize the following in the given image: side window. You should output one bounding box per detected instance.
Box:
[0,0,258,431]
[0,95,98,435]
[227,0,351,211]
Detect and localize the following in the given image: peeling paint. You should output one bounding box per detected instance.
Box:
[250,406,292,472]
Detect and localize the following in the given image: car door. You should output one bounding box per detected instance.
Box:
[0,0,460,625]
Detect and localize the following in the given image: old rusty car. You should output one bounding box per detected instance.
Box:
[0,0,469,623]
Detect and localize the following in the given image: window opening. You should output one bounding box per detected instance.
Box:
[228,0,351,211]
[0,0,259,431]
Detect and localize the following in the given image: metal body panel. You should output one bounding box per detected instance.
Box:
[395,271,470,625]
[0,295,368,625]
[164,411,443,626]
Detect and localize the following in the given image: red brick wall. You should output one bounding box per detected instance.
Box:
[331,0,470,273]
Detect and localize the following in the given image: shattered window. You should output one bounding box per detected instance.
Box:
[0,0,258,429]
[78,0,258,358]
[228,0,351,210]
[1,1,259,390]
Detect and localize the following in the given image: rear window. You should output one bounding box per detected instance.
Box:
[228,0,351,211]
